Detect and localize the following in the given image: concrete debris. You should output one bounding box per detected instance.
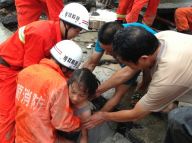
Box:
[0,22,12,43]
[101,132,132,143]
[0,1,174,142]
[89,9,116,29]
[90,9,116,22]
[0,0,13,8]
[159,0,192,9]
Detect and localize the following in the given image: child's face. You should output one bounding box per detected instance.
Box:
[69,81,88,106]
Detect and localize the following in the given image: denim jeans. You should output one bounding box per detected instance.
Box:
[164,107,192,143]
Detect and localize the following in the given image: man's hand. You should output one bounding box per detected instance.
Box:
[83,112,105,129]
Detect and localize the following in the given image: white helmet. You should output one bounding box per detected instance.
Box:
[50,40,83,70]
[59,3,89,30]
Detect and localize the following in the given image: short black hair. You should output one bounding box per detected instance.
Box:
[98,21,123,45]
[68,68,100,99]
[113,26,160,63]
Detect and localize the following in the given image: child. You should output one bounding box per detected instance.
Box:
[56,68,100,143]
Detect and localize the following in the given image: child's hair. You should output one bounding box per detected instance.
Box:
[67,68,100,99]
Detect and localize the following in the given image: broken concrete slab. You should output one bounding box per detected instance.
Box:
[159,0,192,9]
[101,132,132,143]
[0,0,13,8]
[0,22,12,43]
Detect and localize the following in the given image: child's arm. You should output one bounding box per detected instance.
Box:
[79,107,91,143]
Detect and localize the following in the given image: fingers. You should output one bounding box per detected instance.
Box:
[82,119,95,129]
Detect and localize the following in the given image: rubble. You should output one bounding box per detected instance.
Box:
[0,22,12,43]
[3,1,188,143]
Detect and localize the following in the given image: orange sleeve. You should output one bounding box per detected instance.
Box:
[50,83,80,132]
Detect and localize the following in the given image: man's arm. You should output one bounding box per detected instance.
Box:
[97,66,138,96]
[103,102,150,122]
[82,51,103,71]
[101,84,130,112]
[83,102,150,129]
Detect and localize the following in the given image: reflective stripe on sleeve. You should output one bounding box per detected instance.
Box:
[18,26,26,44]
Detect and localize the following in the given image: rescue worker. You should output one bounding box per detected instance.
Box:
[83,21,156,112]
[116,0,160,26]
[0,3,89,143]
[57,68,100,143]
[83,27,192,129]
[15,40,83,142]
[116,0,134,23]
[15,0,64,27]
[175,7,192,34]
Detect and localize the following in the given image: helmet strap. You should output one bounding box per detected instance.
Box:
[63,22,73,39]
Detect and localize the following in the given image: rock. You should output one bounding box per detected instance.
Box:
[101,133,132,143]
[0,0,13,8]
[0,22,12,43]
[88,122,117,143]
[1,14,17,30]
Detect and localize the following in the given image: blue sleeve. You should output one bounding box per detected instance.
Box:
[95,40,104,53]
[123,22,157,34]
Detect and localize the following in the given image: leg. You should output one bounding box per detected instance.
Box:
[164,107,192,143]
[126,0,148,23]
[116,0,134,21]
[175,7,192,32]
[142,0,160,26]
[15,0,42,27]
[44,0,63,21]
[0,66,18,143]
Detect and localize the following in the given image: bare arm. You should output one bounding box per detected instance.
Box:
[79,128,88,143]
[83,102,150,129]
[97,66,138,96]
[103,102,150,122]
[79,107,91,143]
[82,51,103,71]
[101,84,130,112]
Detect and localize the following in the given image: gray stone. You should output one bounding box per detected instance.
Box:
[0,22,12,43]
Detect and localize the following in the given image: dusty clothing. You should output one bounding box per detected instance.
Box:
[0,20,62,142]
[175,7,192,32]
[125,0,160,26]
[57,103,91,142]
[15,58,80,143]
[15,0,63,27]
[139,31,192,112]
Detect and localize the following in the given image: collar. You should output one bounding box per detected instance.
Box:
[39,58,65,77]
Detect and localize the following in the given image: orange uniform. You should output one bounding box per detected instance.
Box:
[126,0,160,26]
[15,0,63,27]
[175,7,192,32]
[117,0,160,26]
[0,20,62,142]
[15,58,80,143]
[116,0,134,21]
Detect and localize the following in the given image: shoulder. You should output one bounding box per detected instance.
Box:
[75,103,91,120]
[25,20,55,37]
